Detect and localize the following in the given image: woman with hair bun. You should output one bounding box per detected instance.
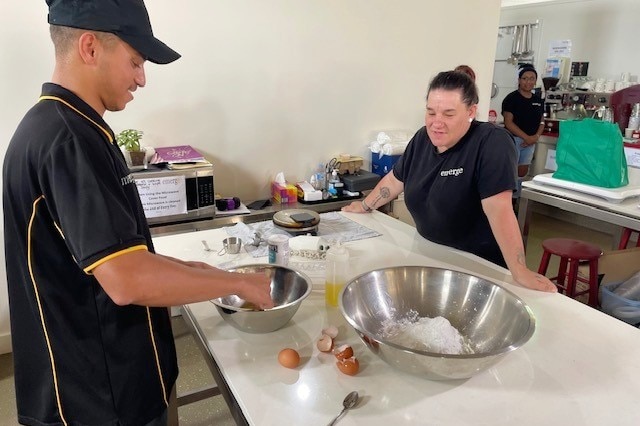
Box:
[343,70,556,293]
[454,64,476,82]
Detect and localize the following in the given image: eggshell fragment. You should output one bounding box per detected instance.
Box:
[278,348,300,369]
[322,325,339,339]
[336,357,359,376]
[317,334,334,352]
[333,344,354,361]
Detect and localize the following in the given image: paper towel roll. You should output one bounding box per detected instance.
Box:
[381,142,408,156]
[377,132,392,144]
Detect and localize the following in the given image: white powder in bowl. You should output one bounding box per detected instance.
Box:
[381,310,473,355]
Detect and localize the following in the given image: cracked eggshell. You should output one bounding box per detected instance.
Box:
[333,344,354,361]
[322,325,339,339]
[336,356,359,376]
[316,334,334,352]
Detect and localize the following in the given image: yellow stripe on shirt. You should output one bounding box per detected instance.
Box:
[84,245,148,273]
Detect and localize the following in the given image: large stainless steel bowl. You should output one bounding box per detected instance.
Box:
[340,266,535,380]
[211,264,312,333]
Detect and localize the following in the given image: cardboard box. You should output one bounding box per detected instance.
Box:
[590,247,640,322]
[271,182,297,204]
[574,247,640,309]
[579,247,640,285]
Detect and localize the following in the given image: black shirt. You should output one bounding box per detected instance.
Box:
[3,83,177,426]
[393,122,517,267]
[501,90,544,136]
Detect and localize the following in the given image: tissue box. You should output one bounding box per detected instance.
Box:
[371,153,400,176]
[296,182,323,202]
[271,182,297,204]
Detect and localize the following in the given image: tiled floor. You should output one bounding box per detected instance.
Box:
[0,315,235,426]
[0,211,626,424]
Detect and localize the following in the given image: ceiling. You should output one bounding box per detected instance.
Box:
[501,0,561,7]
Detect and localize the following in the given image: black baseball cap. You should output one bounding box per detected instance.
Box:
[518,65,537,79]
[46,0,180,64]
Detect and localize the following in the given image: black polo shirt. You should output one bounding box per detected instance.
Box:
[393,122,517,267]
[501,90,544,136]
[3,83,177,425]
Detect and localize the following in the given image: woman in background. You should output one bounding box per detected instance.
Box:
[501,65,544,205]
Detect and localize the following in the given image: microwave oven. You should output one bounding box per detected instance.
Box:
[131,164,215,227]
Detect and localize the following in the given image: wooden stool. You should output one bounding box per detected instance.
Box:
[618,228,640,250]
[537,238,603,307]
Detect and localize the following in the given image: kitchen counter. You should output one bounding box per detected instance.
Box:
[153,211,640,425]
[148,197,360,236]
[518,180,640,249]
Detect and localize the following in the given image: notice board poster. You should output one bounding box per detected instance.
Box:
[134,175,187,218]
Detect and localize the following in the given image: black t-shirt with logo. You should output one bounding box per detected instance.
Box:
[501,90,544,136]
[393,122,517,267]
[2,83,177,425]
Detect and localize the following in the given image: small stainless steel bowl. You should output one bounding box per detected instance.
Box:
[340,266,535,380]
[211,264,312,333]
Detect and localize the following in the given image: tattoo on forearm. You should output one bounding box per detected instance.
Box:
[371,187,391,208]
[516,251,527,266]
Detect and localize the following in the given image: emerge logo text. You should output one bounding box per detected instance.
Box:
[440,168,464,177]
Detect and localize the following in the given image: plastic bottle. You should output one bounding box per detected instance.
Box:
[629,103,640,131]
[325,242,349,307]
[315,163,326,191]
[327,169,339,195]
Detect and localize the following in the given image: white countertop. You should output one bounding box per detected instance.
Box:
[523,179,640,219]
[153,211,640,425]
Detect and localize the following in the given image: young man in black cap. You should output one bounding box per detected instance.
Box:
[3,1,273,425]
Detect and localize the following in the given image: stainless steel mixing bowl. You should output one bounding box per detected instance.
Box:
[211,264,312,333]
[339,266,535,380]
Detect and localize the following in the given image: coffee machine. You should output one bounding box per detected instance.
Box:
[545,89,612,116]
[543,88,613,134]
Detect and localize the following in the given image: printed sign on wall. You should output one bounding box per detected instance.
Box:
[134,175,187,218]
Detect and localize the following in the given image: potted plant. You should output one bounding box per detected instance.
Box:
[116,129,146,166]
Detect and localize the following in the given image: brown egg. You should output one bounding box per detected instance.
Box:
[336,356,359,376]
[278,348,300,369]
[333,344,354,361]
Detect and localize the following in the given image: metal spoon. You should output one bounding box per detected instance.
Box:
[327,391,359,426]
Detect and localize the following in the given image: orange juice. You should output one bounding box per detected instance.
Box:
[325,282,343,307]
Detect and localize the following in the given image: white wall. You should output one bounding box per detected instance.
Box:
[499,0,640,83]
[0,0,502,354]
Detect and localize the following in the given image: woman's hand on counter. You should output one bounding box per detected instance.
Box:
[512,268,558,293]
[342,200,369,213]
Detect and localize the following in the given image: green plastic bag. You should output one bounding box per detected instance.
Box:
[553,118,628,188]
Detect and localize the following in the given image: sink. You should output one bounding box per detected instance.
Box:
[554,110,572,120]
[554,108,587,120]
